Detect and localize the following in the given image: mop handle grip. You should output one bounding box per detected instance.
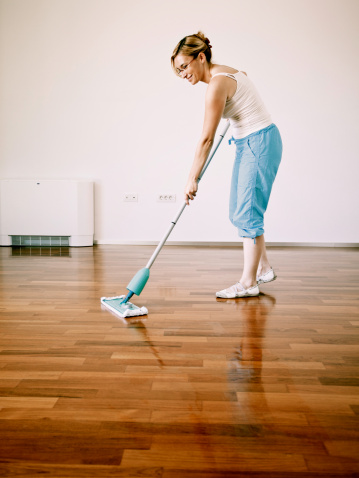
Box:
[145,121,230,270]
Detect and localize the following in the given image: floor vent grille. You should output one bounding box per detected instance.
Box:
[11,236,70,247]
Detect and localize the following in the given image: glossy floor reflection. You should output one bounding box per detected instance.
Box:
[11,246,71,257]
[0,244,358,477]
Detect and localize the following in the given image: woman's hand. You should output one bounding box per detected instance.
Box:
[184,178,198,206]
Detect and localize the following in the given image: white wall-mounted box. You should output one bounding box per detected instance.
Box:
[0,180,94,247]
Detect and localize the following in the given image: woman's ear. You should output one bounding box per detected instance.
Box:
[198,52,206,63]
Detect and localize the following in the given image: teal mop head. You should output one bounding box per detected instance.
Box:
[101,295,148,318]
[101,267,150,318]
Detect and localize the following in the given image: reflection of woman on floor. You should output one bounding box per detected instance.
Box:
[229,294,276,422]
[171,32,283,298]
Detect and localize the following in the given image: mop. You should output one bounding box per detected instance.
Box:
[101,121,230,318]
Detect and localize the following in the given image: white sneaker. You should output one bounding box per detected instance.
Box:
[216,282,260,299]
[257,268,277,285]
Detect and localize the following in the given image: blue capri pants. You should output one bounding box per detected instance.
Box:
[229,123,282,240]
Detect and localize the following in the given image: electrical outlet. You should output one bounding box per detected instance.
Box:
[157,194,176,203]
[124,193,138,202]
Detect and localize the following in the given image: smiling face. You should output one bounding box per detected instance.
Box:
[174,53,203,84]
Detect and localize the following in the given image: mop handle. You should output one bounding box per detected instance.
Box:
[145,121,230,270]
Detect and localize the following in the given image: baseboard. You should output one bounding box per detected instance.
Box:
[94,240,359,248]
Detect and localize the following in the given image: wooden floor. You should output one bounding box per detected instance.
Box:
[0,244,359,477]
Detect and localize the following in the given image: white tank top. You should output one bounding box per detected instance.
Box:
[211,71,272,139]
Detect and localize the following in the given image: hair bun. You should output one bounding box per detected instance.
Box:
[204,37,212,48]
[196,31,212,48]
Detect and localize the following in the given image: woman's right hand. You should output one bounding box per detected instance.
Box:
[184,178,198,206]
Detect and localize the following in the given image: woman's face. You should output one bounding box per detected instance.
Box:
[174,53,202,84]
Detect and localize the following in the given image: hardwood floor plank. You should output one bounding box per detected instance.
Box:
[150,410,310,426]
[0,397,58,408]
[324,439,359,458]
[120,447,308,472]
[0,463,163,478]
[162,472,359,478]
[0,408,152,422]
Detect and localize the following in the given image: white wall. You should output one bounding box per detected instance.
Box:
[0,0,358,244]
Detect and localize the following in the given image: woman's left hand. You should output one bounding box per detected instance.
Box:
[184,179,198,206]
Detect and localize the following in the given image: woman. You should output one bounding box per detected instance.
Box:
[171,32,283,299]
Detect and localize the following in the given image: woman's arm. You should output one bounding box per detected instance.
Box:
[184,78,228,205]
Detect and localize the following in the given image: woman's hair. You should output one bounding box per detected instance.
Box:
[171,31,212,76]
